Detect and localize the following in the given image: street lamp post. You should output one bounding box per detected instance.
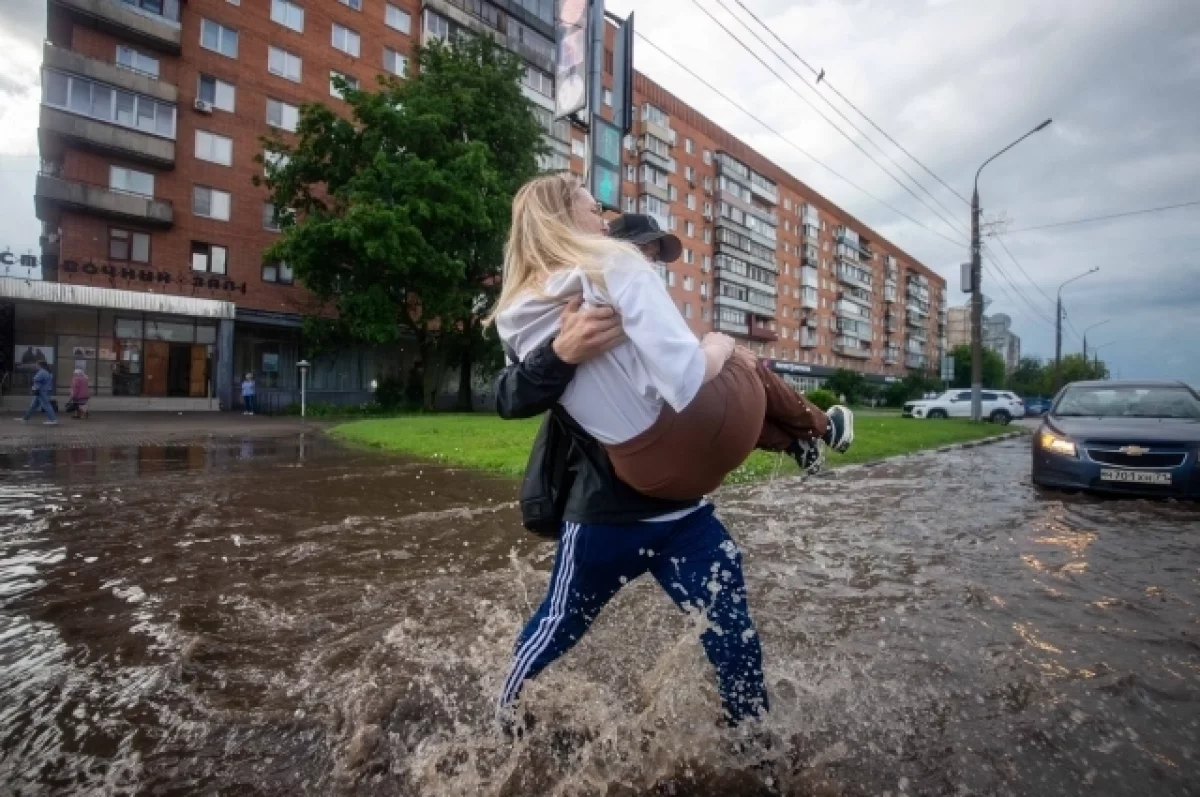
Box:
[970,119,1052,422]
[297,360,310,418]
[1055,267,1100,390]
[1080,318,1111,360]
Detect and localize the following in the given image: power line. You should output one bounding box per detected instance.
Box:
[991,234,1056,306]
[1005,199,1200,234]
[979,258,1054,332]
[685,0,969,244]
[634,32,967,249]
[709,0,970,233]
[728,0,970,207]
[981,248,1055,326]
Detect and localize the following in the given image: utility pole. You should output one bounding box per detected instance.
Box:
[1054,267,1100,391]
[1081,319,1110,361]
[969,119,1052,421]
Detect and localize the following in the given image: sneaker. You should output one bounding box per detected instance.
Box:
[823,405,854,453]
[43,421,58,426]
[786,439,824,476]
[15,418,27,423]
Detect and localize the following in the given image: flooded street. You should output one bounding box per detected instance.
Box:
[1,434,1197,796]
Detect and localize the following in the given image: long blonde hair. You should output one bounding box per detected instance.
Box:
[485,173,645,326]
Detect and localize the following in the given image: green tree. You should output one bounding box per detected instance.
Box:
[950,344,1005,389]
[1006,357,1048,397]
[825,369,867,404]
[258,37,544,410]
[883,372,942,407]
[1048,353,1109,391]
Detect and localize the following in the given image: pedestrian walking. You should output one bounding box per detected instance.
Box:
[68,368,90,420]
[241,373,257,415]
[486,176,852,730]
[16,361,58,425]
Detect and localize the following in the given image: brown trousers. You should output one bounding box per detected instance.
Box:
[606,350,829,500]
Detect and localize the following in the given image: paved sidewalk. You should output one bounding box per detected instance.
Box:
[0,412,327,452]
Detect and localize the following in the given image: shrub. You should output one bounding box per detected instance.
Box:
[374,373,407,410]
[805,388,838,411]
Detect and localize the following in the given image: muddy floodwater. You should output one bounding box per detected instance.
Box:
[1,435,1198,796]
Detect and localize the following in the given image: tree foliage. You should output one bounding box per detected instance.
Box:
[825,369,868,404]
[950,344,1006,389]
[883,372,943,407]
[1003,355,1109,396]
[258,37,544,409]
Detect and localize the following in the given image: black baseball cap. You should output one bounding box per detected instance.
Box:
[607,214,683,263]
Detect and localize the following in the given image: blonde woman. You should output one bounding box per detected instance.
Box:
[489,174,851,727]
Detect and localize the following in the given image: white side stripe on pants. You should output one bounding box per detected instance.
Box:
[497,522,581,710]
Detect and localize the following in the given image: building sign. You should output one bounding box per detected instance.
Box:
[554,0,590,118]
[1,250,40,270]
[590,115,622,211]
[763,360,813,375]
[60,260,247,294]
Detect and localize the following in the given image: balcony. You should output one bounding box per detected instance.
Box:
[715,317,750,337]
[748,317,778,341]
[639,143,676,174]
[836,265,873,292]
[35,172,173,228]
[715,264,777,296]
[43,43,177,105]
[641,105,675,149]
[906,310,927,328]
[909,326,928,343]
[50,0,182,54]
[639,177,669,203]
[837,319,872,342]
[834,338,871,359]
[749,176,779,205]
[715,292,776,319]
[39,105,175,168]
[884,285,897,303]
[884,349,899,365]
[906,353,927,370]
[799,331,818,348]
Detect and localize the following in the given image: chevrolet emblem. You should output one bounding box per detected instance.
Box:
[1119,446,1150,456]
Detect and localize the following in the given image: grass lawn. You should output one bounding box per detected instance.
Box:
[330,413,1013,484]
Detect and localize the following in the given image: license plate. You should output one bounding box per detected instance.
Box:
[1100,469,1172,485]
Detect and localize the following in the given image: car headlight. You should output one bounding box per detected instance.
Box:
[1039,430,1077,458]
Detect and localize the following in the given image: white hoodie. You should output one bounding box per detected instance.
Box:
[495,255,707,445]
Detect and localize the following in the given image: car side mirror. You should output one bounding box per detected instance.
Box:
[949,397,958,403]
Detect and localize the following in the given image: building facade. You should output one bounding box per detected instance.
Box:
[8,0,944,410]
[984,312,1021,373]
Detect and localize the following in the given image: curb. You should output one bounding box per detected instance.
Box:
[930,428,1029,454]
[788,428,1030,481]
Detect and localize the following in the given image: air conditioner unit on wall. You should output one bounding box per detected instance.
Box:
[193,98,213,114]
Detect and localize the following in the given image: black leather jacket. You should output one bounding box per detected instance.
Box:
[495,338,697,526]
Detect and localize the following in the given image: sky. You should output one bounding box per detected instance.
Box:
[1,0,1198,381]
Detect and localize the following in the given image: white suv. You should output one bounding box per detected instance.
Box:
[903,390,1025,424]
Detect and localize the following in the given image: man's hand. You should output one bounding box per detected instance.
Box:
[731,345,758,369]
[552,297,625,365]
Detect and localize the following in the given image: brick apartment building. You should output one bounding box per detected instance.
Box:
[3,0,944,411]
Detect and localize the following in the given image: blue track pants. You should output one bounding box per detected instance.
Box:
[498,504,768,723]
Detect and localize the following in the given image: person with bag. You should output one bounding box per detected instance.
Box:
[68,368,90,420]
[486,181,851,729]
[16,361,58,425]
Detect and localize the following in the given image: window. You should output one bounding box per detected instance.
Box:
[332,23,361,56]
[330,71,359,98]
[686,194,696,210]
[267,98,300,131]
[193,185,231,221]
[783,197,792,211]
[625,165,635,181]
[109,228,150,263]
[667,270,676,287]
[700,281,708,298]
[522,66,554,98]
[116,46,159,77]
[386,4,412,33]
[704,201,713,216]
[109,166,154,197]
[703,254,712,271]
[271,0,304,32]
[683,303,693,319]
[703,228,712,244]
[263,150,291,175]
[200,19,238,58]
[263,202,283,231]
[195,130,233,166]
[383,47,407,76]
[191,242,228,275]
[571,139,586,158]
[669,216,678,232]
[642,103,669,128]
[603,88,613,107]
[197,74,235,111]
[623,196,636,213]
[668,185,678,202]
[703,150,712,165]
[683,276,694,291]
[685,138,694,154]
[702,307,711,321]
[684,165,694,181]
[42,71,176,138]
[683,249,695,265]
[268,46,303,82]
[340,0,362,9]
[262,261,294,284]
[686,221,695,238]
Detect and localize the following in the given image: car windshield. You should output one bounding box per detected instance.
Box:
[1054,386,1200,419]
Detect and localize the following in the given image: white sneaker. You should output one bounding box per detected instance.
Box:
[15,418,27,422]
[823,405,854,453]
[44,420,58,426]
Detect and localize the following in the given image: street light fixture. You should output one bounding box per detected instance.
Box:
[1054,267,1100,390]
[969,119,1053,422]
[1080,318,1111,359]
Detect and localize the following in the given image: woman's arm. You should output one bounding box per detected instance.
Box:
[701,333,736,383]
